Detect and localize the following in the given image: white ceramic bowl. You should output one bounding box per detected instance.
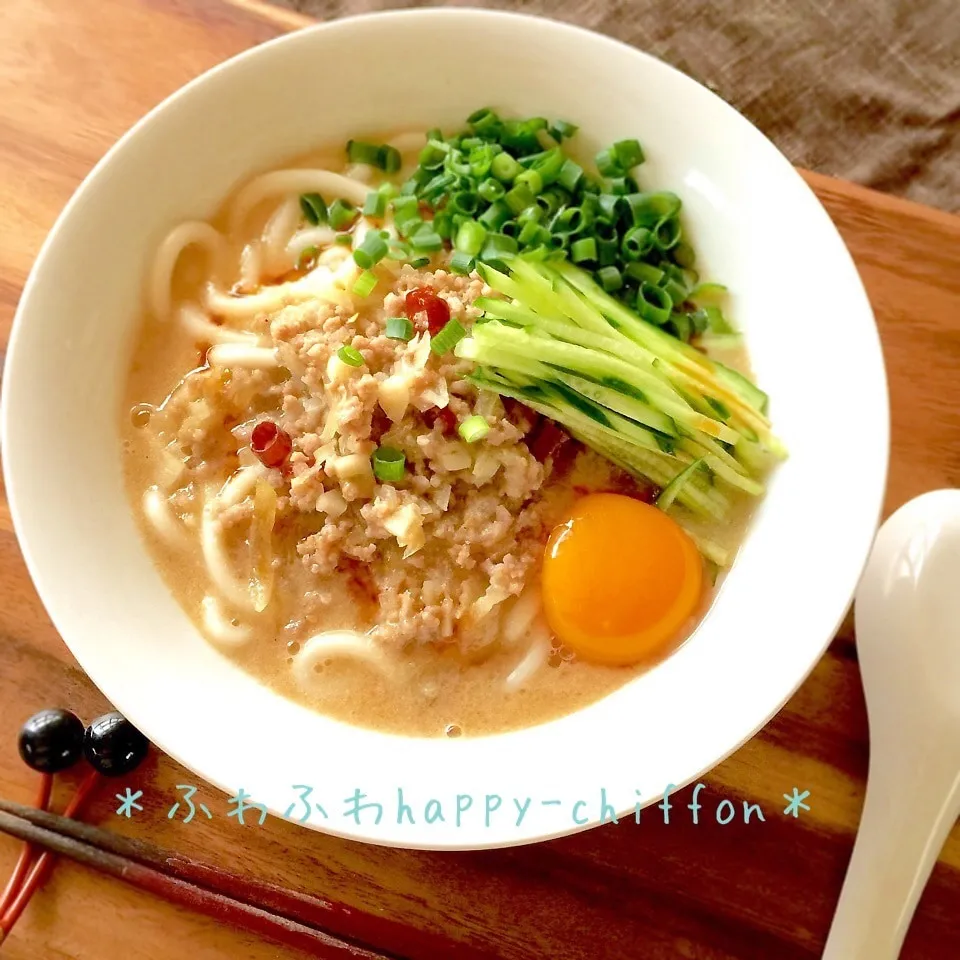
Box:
[1,9,888,849]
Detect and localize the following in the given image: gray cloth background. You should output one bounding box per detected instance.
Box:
[272,0,960,212]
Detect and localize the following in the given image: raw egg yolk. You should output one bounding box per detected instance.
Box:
[541,493,703,666]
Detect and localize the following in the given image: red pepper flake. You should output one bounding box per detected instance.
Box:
[529,420,570,463]
[251,420,292,469]
[422,406,457,434]
[404,287,450,336]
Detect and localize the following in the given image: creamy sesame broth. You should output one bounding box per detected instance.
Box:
[123,120,778,738]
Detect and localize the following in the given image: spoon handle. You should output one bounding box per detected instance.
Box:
[822,745,960,959]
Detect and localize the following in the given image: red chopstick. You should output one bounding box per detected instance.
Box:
[0,801,390,958]
[0,775,52,917]
[0,799,495,959]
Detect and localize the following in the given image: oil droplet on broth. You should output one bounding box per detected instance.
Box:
[444,724,462,738]
[130,403,153,428]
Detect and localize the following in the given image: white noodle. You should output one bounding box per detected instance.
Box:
[505,621,553,692]
[318,245,351,270]
[142,486,187,547]
[178,304,263,346]
[148,221,226,320]
[387,131,428,154]
[502,586,542,646]
[228,169,371,233]
[206,343,279,369]
[286,226,338,261]
[201,596,253,647]
[261,197,302,276]
[344,163,374,183]
[200,494,253,611]
[203,263,350,318]
[238,242,262,290]
[293,631,397,691]
[218,463,266,510]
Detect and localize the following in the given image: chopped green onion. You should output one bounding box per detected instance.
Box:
[672,240,697,270]
[597,193,619,223]
[362,191,387,218]
[397,216,423,239]
[622,226,654,260]
[455,219,487,257]
[636,281,672,325]
[624,261,664,285]
[433,212,454,240]
[654,216,682,250]
[491,152,522,182]
[380,146,401,174]
[353,231,388,269]
[450,191,480,216]
[337,345,365,367]
[458,414,490,443]
[467,107,501,135]
[612,138,644,170]
[597,237,619,266]
[624,191,681,227]
[299,193,328,225]
[481,233,519,262]
[529,148,565,185]
[297,245,319,270]
[504,184,536,215]
[419,141,447,170]
[517,205,543,225]
[372,446,406,482]
[535,188,568,217]
[386,239,412,261]
[549,119,579,141]
[478,178,506,203]
[409,256,430,269]
[597,265,623,291]
[450,251,476,275]
[514,169,544,196]
[550,207,583,236]
[518,219,546,246]
[334,233,353,246]
[346,140,382,166]
[352,270,377,297]
[430,318,467,355]
[410,231,443,253]
[329,199,358,230]
[557,158,584,192]
[378,181,400,201]
[478,200,512,231]
[385,316,414,341]
[606,176,635,196]
[392,194,419,221]
[595,148,622,177]
[570,236,597,263]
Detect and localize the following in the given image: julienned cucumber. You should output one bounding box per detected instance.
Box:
[454,258,786,560]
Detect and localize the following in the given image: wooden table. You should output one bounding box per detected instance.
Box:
[2,1,959,957]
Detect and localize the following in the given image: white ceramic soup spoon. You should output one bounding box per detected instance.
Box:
[822,488,960,959]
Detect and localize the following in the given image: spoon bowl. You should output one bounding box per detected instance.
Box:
[824,489,960,958]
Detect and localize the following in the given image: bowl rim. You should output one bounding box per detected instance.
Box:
[1,7,890,850]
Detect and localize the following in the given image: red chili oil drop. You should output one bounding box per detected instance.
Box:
[251,420,292,469]
[404,287,450,336]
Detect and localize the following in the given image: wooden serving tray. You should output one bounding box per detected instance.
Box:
[1,1,959,957]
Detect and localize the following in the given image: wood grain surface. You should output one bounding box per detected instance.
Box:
[1,1,959,958]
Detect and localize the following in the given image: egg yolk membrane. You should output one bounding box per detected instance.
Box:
[541,493,703,666]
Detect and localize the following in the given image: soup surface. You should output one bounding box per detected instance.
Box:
[123,121,775,737]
